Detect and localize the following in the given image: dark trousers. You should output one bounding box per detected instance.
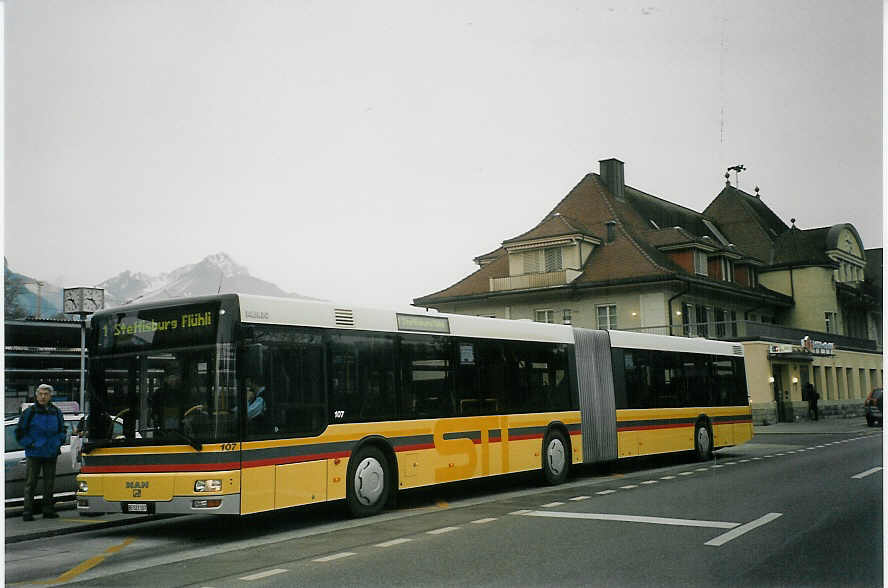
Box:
[809,403,819,421]
[23,456,58,515]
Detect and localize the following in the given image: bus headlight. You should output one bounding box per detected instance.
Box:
[194,479,222,493]
[78,480,88,493]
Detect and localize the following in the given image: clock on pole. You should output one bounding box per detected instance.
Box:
[63,287,104,413]
[63,287,104,315]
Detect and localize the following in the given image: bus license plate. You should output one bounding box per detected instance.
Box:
[125,503,149,513]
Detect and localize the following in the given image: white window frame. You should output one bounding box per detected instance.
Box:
[596,304,617,329]
[825,311,837,334]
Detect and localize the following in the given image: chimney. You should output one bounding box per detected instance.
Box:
[599,158,625,201]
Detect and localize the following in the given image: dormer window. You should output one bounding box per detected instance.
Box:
[523,247,563,273]
[694,250,708,276]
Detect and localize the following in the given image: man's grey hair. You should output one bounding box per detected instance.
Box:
[36,384,54,394]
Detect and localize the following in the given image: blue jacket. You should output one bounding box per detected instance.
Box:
[16,404,66,459]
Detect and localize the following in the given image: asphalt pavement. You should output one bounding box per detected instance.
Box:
[3,416,878,544]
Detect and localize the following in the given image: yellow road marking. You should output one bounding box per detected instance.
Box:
[435,500,449,508]
[39,537,135,585]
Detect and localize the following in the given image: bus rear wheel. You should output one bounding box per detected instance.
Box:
[542,429,569,485]
[694,422,713,461]
[346,446,390,517]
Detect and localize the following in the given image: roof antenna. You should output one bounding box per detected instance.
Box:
[217,270,224,294]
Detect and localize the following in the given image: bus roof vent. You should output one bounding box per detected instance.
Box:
[732,345,743,356]
[334,308,355,327]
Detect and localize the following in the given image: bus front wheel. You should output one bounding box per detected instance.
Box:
[542,429,569,485]
[346,446,390,517]
[694,422,713,461]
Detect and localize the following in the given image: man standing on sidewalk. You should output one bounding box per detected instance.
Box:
[805,382,820,421]
[15,384,67,521]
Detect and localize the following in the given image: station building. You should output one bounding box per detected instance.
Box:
[4,318,84,417]
[414,158,883,424]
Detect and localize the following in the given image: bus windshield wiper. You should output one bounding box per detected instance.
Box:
[159,428,203,451]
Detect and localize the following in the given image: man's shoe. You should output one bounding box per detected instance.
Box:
[22,513,34,521]
[43,512,60,519]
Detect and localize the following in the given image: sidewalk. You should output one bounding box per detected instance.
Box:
[4,500,162,544]
[754,415,879,435]
[4,417,880,544]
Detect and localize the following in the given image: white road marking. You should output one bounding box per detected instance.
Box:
[711,464,725,468]
[678,472,694,476]
[597,489,616,495]
[510,509,532,515]
[641,480,658,485]
[660,475,676,480]
[725,461,737,465]
[705,513,783,547]
[816,445,826,448]
[516,510,738,529]
[569,495,591,501]
[739,459,750,463]
[240,568,289,580]
[471,517,497,524]
[376,538,413,547]
[312,553,355,563]
[427,526,460,535]
[542,501,565,507]
[620,485,639,489]
[851,467,883,479]
[696,468,709,472]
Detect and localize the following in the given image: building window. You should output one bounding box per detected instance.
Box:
[682,302,695,337]
[544,247,562,272]
[715,308,726,338]
[562,309,572,325]
[825,311,837,334]
[524,247,562,274]
[695,304,709,338]
[694,250,708,276]
[729,310,738,337]
[535,309,555,323]
[596,305,617,329]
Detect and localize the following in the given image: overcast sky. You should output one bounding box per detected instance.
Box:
[4,0,883,308]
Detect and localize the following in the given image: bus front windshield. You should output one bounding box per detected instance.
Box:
[87,345,239,446]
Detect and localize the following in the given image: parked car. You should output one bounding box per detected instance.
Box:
[864,388,882,427]
[4,413,83,505]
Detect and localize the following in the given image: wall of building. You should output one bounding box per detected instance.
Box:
[743,342,883,425]
[760,266,838,333]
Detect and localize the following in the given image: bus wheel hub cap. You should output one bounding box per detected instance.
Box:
[547,439,565,475]
[355,458,384,505]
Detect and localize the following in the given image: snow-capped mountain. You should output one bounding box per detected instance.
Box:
[99,252,317,307]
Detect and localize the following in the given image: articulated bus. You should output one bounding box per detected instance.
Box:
[76,294,752,517]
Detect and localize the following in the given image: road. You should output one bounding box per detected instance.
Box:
[5,429,882,587]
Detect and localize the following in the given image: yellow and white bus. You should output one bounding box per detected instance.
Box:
[76,294,752,517]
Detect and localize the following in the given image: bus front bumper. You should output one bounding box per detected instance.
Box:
[76,493,241,515]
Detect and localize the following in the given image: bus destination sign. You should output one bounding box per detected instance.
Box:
[396,313,450,334]
[94,303,221,353]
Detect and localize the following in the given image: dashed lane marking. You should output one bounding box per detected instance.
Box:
[851,467,883,479]
[240,568,289,580]
[641,480,658,485]
[427,526,460,535]
[597,489,616,495]
[569,495,591,501]
[471,517,498,524]
[312,553,356,563]
[620,485,639,489]
[678,472,694,476]
[542,501,565,507]
[376,538,413,547]
[660,475,676,480]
